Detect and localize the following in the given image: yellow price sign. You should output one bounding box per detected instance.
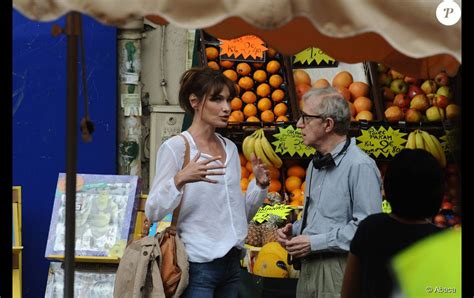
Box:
[252,204,295,224]
[382,200,392,214]
[272,126,316,157]
[357,126,407,158]
[294,47,336,65]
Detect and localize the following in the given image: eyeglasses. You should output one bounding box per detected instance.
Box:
[298,111,325,125]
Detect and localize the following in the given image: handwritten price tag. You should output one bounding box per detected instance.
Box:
[252,204,295,224]
[357,127,407,158]
[218,35,267,60]
[272,126,316,157]
[293,47,336,65]
[382,200,392,214]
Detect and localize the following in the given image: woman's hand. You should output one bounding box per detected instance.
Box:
[250,153,270,189]
[174,152,225,190]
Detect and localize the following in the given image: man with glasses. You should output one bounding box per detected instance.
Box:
[277,87,382,297]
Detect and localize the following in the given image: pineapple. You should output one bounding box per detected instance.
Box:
[246,220,262,247]
[266,192,283,205]
[261,215,284,245]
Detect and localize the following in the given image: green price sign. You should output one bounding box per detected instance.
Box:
[272,126,316,157]
[252,204,295,224]
[357,127,407,158]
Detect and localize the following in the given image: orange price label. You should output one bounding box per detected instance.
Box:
[218,35,268,60]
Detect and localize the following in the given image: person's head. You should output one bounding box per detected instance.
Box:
[178,67,237,127]
[296,87,350,148]
[384,149,444,219]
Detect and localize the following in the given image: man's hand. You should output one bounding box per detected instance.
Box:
[276,223,293,247]
[285,235,311,258]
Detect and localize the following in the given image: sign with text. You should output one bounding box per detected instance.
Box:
[252,204,294,224]
[272,126,316,157]
[293,47,338,68]
[357,126,407,158]
[218,35,267,62]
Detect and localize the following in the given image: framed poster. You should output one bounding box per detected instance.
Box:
[45,173,139,259]
[45,262,116,297]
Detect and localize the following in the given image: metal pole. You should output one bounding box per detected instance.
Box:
[64,11,80,298]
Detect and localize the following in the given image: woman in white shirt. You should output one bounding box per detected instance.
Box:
[145,67,270,298]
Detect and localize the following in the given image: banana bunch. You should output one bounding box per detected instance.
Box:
[242,129,283,168]
[405,129,446,168]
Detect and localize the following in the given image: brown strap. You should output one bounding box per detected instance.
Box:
[170,134,190,229]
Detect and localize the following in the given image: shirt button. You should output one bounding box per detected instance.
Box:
[143,251,148,256]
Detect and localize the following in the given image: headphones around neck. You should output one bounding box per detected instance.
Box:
[312,137,351,170]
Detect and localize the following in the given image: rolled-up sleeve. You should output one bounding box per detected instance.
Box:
[244,178,267,221]
[145,143,184,222]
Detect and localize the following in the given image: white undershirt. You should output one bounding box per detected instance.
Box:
[145,131,267,263]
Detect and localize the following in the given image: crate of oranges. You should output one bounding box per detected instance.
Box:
[198,31,298,126]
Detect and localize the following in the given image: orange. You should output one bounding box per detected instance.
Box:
[296,83,311,101]
[266,60,281,74]
[236,62,252,76]
[257,98,272,111]
[242,91,257,104]
[256,83,271,97]
[271,89,285,102]
[290,189,304,202]
[261,110,275,122]
[246,160,253,173]
[276,115,289,122]
[223,69,238,82]
[243,104,258,118]
[246,116,260,122]
[268,166,281,179]
[228,115,238,123]
[205,47,219,60]
[332,71,353,89]
[248,173,255,181]
[293,69,311,86]
[267,47,277,58]
[240,178,249,192]
[241,166,250,179]
[253,70,267,83]
[349,82,369,100]
[268,179,282,192]
[353,96,373,113]
[238,76,254,90]
[285,176,302,192]
[355,110,374,121]
[300,181,306,192]
[287,165,306,178]
[335,86,351,101]
[230,97,243,110]
[234,84,241,95]
[273,103,288,117]
[220,60,234,68]
[313,78,330,88]
[230,110,244,122]
[253,62,264,69]
[348,101,356,117]
[269,74,283,89]
[207,61,220,70]
[239,153,247,166]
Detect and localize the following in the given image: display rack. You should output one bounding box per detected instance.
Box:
[13,186,23,298]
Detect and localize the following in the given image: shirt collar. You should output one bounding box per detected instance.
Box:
[329,137,352,168]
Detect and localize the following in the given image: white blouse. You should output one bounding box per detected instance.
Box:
[145,131,267,263]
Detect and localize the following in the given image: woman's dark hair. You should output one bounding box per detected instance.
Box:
[178,67,237,115]
[384,149,444,219]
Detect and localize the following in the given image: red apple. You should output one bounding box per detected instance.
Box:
[433,214,446,225]
[421,80,437,94]
[393,93,410,109]
[404,76,420,85]
[407,85,424,99]
[434,72,449,86]
[382,87,395,101]
[433,94,451,109]
[378,73,392,86]
[405,108,422,123]
[441,201,454,211]
[384,106,404,122]
[410,94,430,111]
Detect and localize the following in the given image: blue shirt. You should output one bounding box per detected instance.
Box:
[292,137,382,252]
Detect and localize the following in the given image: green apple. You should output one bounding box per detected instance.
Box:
[425,106,445,122]
[436,86,453,100]
[390,79,408,94]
